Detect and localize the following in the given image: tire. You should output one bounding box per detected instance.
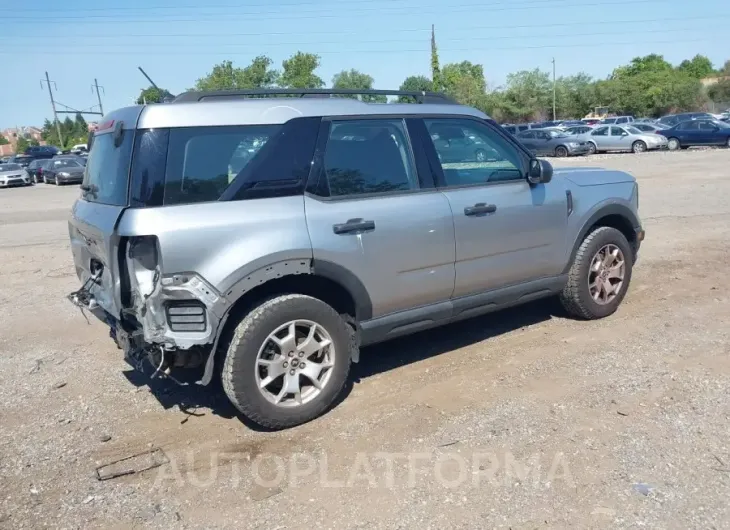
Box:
[43,176,48,184]
[475,149,487,162]
[667,138,680,151]
[632,140,646,154]
[726,137,730,148]
[555,145,568,157]
[55,176,60,186]
[588,142,597,155]
[222,294,353,429]
[560,226,633,320]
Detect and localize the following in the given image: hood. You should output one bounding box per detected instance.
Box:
[0,169,26,177]
[555,167,635,187]
[57,166,85,174]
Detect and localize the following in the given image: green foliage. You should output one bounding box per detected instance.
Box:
[720,60,730,77]
[708,79,730,103]
[677,55,715,79]
[430,26,441,92]
[498,69,552,122]
[40,114,89,150]
[0,135,8,145]
[136,86,173,104]
[194,56,279,91]
[612,54,673,79]
[397,75,433,102]
[331,69,386,102]
[279,52,324,89]
[441,61,486,108]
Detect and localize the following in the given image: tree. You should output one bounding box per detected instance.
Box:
[501,69,552,121]
[720,60,730,77]
[708,79,730,103]
[279,52,324,88]
[16,136,30,154]
[555,73,595,118]
[612,54,673,79]
[0,135,8,145]
[678,55,714,79]
[194,60,240,91]
[74,113,88,137]
[431,25,441,92]
[398,75,433,102]
[441,61,487,108]
[136,86,173,104]
[239,55,279,88]
[331,69,386,102]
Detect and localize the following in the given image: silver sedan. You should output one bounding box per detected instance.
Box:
[0,163,32,188]
[580,125,668,154]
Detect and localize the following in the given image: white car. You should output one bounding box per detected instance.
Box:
[579,125,668,154]
[0,163,32,188]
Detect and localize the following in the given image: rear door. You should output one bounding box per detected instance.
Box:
[68,116,137,318]
[305,117,456,319]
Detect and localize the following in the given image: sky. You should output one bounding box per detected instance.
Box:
[0,0,727,129]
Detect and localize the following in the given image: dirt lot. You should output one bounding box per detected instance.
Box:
[1,150,729,529]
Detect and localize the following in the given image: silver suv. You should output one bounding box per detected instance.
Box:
[68,89,644,429]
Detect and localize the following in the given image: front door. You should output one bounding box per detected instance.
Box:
[305,117,456,319]
[609,126,630,150]
[421,117,567,298]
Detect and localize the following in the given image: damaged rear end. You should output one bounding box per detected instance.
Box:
[68,107,220,379]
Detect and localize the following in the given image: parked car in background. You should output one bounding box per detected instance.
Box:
[601,116,635,125]
[26,159,51,183]
[70,144,88,155]
[584,125,668,153]
[429,123,502,163]
[631,123,668,134]
[657,112,714,128]
[658,119,730,150]
[515,128,591,157]
[24,145,59,158]
[564,125,594,136]
[502,123,542,135]
[53,153,87,166]
[42,157,85,185]
[0,163,32,188]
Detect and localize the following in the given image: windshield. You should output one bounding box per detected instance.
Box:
[0,163,22,171]
[52,159,83,169]
[625,126,643,135]
[715,121,730,129]
[548,130,569,138]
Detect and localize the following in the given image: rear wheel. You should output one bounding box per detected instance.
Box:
[560,226,633,320]
[555,145,568,157]
[632,140,646,154]
[55,176,60,186]
[475,148,487,162]
[588,142,597,154]
[667,138,680,151]
[222,294,353,429]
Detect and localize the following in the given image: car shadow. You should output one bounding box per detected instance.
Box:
[126,297,564,431]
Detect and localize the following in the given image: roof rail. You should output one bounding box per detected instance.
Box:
[171,88,457,104]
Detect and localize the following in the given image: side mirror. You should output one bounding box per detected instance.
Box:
[528,159,553,185]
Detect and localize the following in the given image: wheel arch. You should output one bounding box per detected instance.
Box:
[201,260,371,384]
[564,204,640,275]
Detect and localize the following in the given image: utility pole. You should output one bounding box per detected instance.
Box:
[92,78,105,116]
[552,58,557,121]
[42,71,64,148]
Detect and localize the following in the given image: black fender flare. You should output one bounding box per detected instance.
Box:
[201,259,372,385]
[563,203,640,274]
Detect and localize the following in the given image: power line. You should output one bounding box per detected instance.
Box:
[1,0,668,23]
[2,37,715,56]
[9,24,725,50]
[10,13,727,40]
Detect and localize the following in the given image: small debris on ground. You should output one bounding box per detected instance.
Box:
[52,381,67,390]
[99,435,112,443]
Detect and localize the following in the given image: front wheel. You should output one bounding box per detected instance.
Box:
[555,145,568,157]
[55,176,60,186]
[726,137,730,148]
[588,142,597,154]
[474,148,487,162]
[560,226,633,320]
[632,141,646,154]
[221,294,353,429]
[667,138,680,151]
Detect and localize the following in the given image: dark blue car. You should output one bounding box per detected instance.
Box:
[658,119,730,150]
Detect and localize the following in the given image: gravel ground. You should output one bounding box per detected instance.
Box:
[1,149,729,529]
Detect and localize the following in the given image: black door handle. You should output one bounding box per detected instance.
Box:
[464,203,497,216]
[333,218,376,235]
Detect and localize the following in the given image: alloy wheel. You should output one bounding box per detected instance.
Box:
[255,320,335,407]
[588,244,625,305]
[475,149,487,162]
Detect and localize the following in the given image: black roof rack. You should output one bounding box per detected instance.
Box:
[171,88,457,105]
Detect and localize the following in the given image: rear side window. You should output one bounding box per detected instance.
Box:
[318,119,418,198]
[82,130,134,206]
[129,117,321,207]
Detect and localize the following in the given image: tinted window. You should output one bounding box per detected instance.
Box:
[602,118,616,124]
[592,127,608,136]
[677,121,698,131]
[698,121,718,131]
[82,130,134,206]
[27,160,41,169]
[517,131,534,139]
[616,117,628,124]
[517,125,528,131]
[51,159,83,169]
[164,125,279,205]
[425,118,524,186]
[320,119,417,197]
